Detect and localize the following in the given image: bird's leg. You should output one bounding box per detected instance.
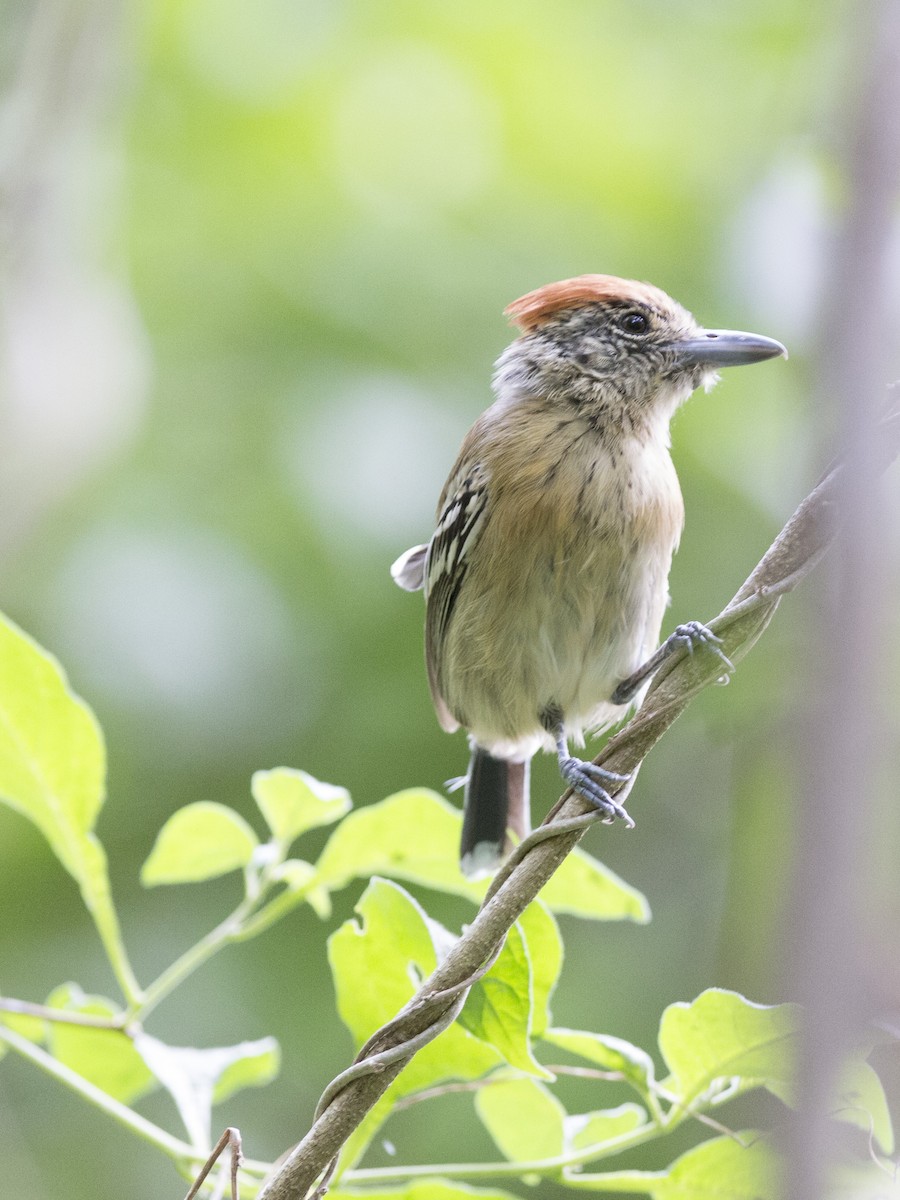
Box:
[541,708,634,828]
[611,621,733,706]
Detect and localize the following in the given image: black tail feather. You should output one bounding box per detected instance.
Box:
[460,747,530,878]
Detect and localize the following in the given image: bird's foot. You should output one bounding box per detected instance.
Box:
[671,621,734,676]
[558,756,634,828]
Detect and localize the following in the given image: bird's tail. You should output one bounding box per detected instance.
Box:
[460,746,530,879]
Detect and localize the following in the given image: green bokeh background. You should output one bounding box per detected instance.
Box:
[2,1,898,1196]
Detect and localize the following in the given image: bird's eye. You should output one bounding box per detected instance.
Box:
[620,311,649,334]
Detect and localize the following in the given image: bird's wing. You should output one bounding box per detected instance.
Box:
[424,460,490,733]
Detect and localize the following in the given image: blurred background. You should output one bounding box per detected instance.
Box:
[1,1,899,1197]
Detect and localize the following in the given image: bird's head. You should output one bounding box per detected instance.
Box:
[495,274,786,430]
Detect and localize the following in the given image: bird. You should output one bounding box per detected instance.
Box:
[391,274,786,878]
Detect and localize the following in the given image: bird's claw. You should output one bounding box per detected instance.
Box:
[672,621,734,675]
[559,756,635,828]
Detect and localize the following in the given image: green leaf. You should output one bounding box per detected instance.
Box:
[828,1160,900,1199]
[141,801,259,885]
[564,1103,647,1153]
[0,616,135,996]
[768,1055,895,1157]
[475,1077,564,1163]
[327,877,501,1090]
[543,1027,658,1107]
[328,878,500,1171]
[252,767,350,843]
[46,984,155,1104]
[332,1182,522,1200]
[211,1038,280,1104]
[315,789,483,898]
[134,1032,279,1148]
[314,788,647,922]
[0,615,105,865]
[273,858,333,918]
[540,847,650,922]
[0,1007,45,1044]
[831,1058,894,1155]
[328,877,500,1086]
[271,857,318,890]
[459,923,550,1077]
[658,988,800,1106]
[517,901,562,1039]
[328,876,439,1047]
[649,1133,776,1200]
[760,1020,894,1157]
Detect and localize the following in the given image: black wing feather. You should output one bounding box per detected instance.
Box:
[424,463,489,728]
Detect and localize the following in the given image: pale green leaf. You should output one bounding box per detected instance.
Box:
[306,886,333,919]
[327,878,500,1169]
[252,767,350,843]
[0,1003,43,1061]
[539,847,650,922]
[272,858,332,917]
[134,1032,279,1148]
[271,858,317,890]
[564,1103,647,1154]
[459,923,549,1077]
[314,789,647,922]
[828,1160,900,1198]
[332,1182,521,1200]
[328,876,501,1087]
[46,984,155,1105]
[658,989,800,1106]
[543,1027,657,1104]
[649,1133,776,1199]
[831,1058,894,1155]
[769,1056,895,1157]
[787,1056,897,1156]
[0,1007,45,1044]
[328,876,439,1047]
[476,1077,565,1163]
[563,1168,667,1191]
[315,789,482,898]
[0,616,130,981]
[211,1038,280,1104]
[0,614,105,862]
[141,801,259,885]
[517,901,562,1039]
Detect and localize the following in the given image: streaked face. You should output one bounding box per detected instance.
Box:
[502,276,785,416]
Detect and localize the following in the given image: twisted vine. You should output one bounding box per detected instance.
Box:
[255,401,900,1200]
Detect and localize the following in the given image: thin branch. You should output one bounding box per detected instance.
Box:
[391,1066,629,1112]
[0,1024,272,1188]
[0,997,126,1030]
[339,1116,667,1185]
[256,402,900,1200]
[184,1127,243,1200]
[0,1021,193,1161]
[133,895,256,1023]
